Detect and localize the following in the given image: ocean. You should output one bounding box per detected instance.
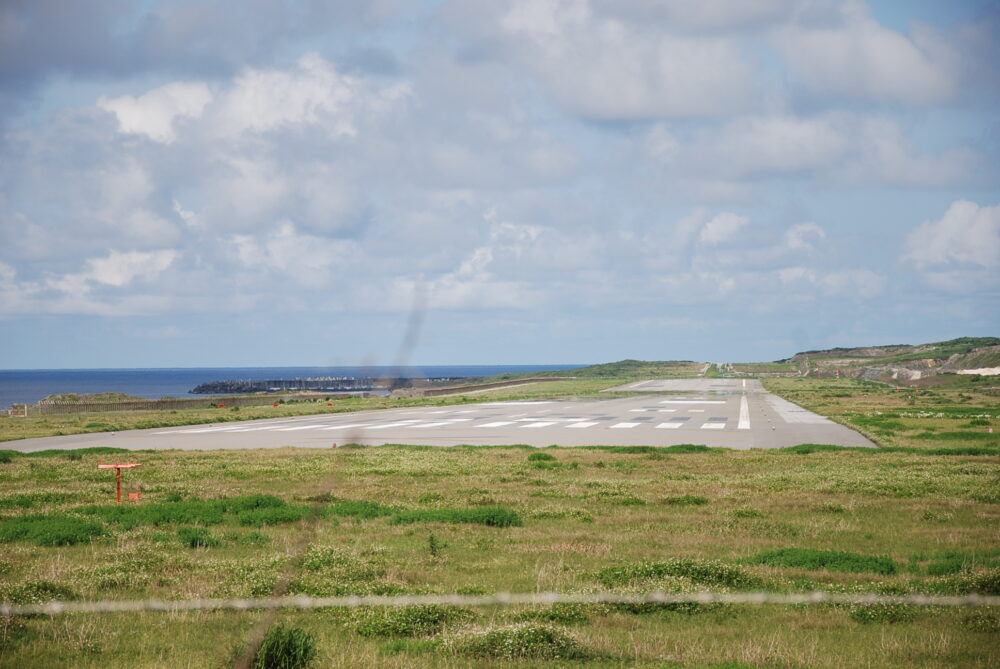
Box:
[0,365,584,408]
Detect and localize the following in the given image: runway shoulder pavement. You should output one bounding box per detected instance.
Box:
[8,378,875,452]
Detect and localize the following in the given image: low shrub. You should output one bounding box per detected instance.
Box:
[927,556,969,576]
[514,603,590,625]
[661,495,709,506]
[443,623,593,660]
[949,568,1000,595]
[749,548,897,575]
[0,514,105,546]
[961,610,1000,632]
[177,526,219,548]
[354,605,473,637]
[252,624,316,669]
[389,506,522,527]
[782,444,868,454]
[731,507,764,519]
[238,506,309,527]
[0,580,77,605]
[326,499,395,519]
[848,604,917,624]
[596,559,761,589]
[78,495,307,529]
[527,452,556,462]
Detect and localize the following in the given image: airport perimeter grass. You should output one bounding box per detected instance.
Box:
[762,377,999,452]
[0,444,998,668]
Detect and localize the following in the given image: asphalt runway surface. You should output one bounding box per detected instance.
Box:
[10,378,875,452]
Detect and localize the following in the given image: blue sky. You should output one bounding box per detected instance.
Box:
[1,0,998,369]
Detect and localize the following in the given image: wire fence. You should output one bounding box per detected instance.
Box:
[3,590,997,617]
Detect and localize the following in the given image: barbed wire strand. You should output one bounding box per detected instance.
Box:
[3,591,997,617]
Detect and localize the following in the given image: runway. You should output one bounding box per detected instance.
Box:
[8,379,875,451]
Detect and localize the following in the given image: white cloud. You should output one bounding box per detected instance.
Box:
[591,0,795,31]
[497,0,759,119]
[83,249,177,287]
[214,52,410,137]
[774,2,959,105]
[99,81,212,143]
[231,220,362,288]
[699,212,749,245]
[904,200,1000,268]
[785,223,826,250]
[653,112,973,187]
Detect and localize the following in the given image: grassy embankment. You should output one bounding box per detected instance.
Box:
[0,439,997,668]
[762,377,999,452]
[0,362,703,443]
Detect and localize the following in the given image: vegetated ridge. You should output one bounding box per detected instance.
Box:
[775,337,1000,383]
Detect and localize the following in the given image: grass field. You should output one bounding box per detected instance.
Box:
[762,378,999,452]
[1,439,998,667]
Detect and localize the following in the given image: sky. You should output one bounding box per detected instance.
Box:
[1,0,998,369]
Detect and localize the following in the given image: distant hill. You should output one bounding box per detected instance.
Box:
[776,337,1000,382]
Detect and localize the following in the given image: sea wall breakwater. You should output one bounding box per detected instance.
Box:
[190,376,462,394]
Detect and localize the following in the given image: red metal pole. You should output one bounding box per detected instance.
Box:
[116,467,122,505]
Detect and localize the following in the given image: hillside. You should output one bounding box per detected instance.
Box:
[776,337,1000,383]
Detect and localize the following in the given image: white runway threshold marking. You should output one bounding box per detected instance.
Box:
[476,421,515,428]
[567,422,598,428]
[738,395,751,430]
[521,422,557,428]
[656,422,683,429]
[660,400,725,404]
[610,422,639,429]
[701,423,726,430]
[319,423,370,430]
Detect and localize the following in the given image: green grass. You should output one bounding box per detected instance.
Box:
[0,513,106,546]
[0,424,997,667]
[388,506,523,527]
[252,624,316,669]
[661,494,710,506]
[325,499,395,519]
[76,495,308,529]
[749,548,897,575]
[596,559,762,589]
[441,623,595,660]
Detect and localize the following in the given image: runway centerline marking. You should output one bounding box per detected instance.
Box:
[738,395,750,430]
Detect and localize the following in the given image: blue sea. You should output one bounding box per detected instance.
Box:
[0,365,585,408]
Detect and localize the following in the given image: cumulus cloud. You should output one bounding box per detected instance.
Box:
[699,213,749,245]
[230,220,362,289]
[647,112,973,187]
[83,249,177,287]
[98,81,212,143]
[904,200,1000,268]
[774,1,959,105]
[492,0,760,119]
[590,0,795,31]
